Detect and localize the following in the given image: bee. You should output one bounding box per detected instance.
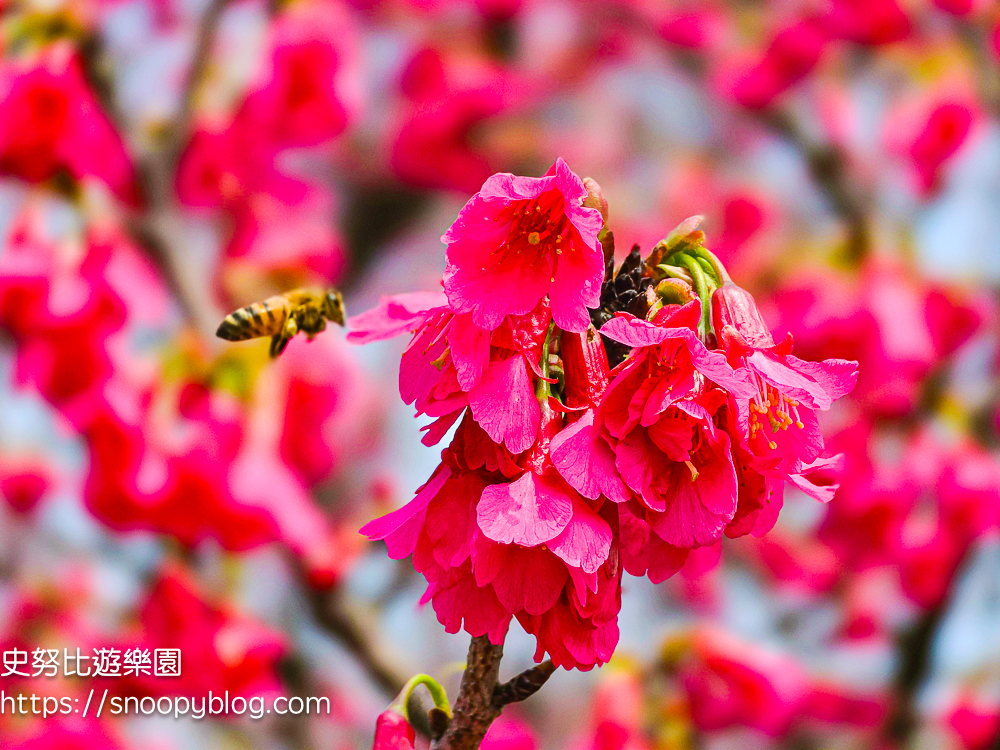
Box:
[216,288,346,357]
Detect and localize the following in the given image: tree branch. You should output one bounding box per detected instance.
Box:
[131,0,232,341]
[431,640,557,750]
[494,660,556,706]
[882,600,947,743]
[755,108,872,264]
[956,20,1000,119]
[306,583,408,698]
[882,549,975,745]
[169,0,230,164]
[433,636,505,750]
[80,0,232,340]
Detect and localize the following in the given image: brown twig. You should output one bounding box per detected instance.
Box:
[306,584,408,698]
[755,108,872,264]
[433,636,506,750]
[77,31,196,323]
[133,0,232,340]
[624,4,874,266]
[956,20,1000,119]
[164,0,234,167]
[80,1,231,339]
[493,660,556,706]
[882,547,976,745]
[432,638,557,750]
[882,600,947,743]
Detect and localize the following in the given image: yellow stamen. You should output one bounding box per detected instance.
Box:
[430,348,449,370]
[684,460,699,482]
[528,232,541,245]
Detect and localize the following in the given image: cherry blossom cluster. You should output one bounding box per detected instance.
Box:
[352,159,858,670]
[0,208,377,586]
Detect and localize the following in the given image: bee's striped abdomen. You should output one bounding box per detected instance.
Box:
[216,296,287,342]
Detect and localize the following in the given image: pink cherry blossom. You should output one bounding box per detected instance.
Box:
[829,0,910,45]
[349,293,548,452]
[362,410,620,669]
[594,302,753,548]
[712,281,857,535]
[8,720,129,750]
[442,158,604,333]
[372,709,416,750]
[392,46,525,193]
[0,44,137,202]
[681,629,809,736]
[730,20,829,110]
[481,715,538,750]
[123,567,287,698]
[239,0,361,150]
[0,457,53,514]
[908,102,976,195]
[946,696,1000,750]
[572,666,652,750]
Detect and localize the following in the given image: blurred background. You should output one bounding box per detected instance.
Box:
[0,0,999,747]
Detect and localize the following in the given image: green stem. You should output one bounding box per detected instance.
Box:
[393,674,452,719]
[674,253,715,341]
[535,320,555,404]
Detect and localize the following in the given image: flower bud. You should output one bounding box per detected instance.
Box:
[711,282,774,350]
[582,177,609,225]
[655,278,697,306]
[372,708,415,750]
[561,326,611,410]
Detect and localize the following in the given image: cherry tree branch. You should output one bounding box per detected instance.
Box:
[754,108,872,264]
[433,636,506,750]
[882,547,975,745]
[80,0,232,340]
[130,0,232,341]
[431,637,557,749]
[883,600,947,743]
[957,20,1000,119]
[306,582,408,698]
[625,7,874,267]
[494,660,556,706]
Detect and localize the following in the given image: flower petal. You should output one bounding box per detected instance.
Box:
[549,228,603,333]
[346,291,446,343]
[747,350,858,410]
[360,466,451,557]
[548,495,613,573]
[473,536,568,615]
[550,410,631,502]
[476,472,573,547]
[467,354,540,453]
[448,312,492,391]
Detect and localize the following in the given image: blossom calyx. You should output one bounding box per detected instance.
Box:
[582,177,609,225]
